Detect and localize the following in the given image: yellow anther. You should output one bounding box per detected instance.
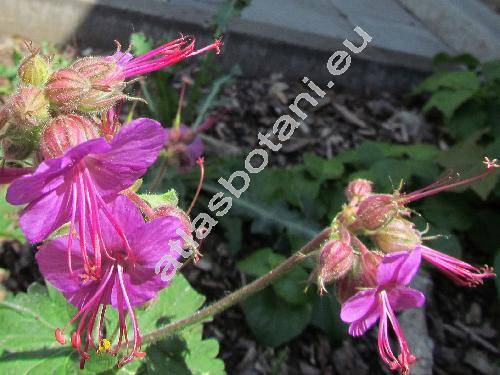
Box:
[97,338,111,354]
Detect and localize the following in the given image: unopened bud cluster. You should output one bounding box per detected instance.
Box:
[0,45,132,162]
[313,170,497,301]
[319,179,418,300]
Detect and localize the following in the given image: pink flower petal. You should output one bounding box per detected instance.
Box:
[36,237,100,308]
[87,118,166,198]
[388,287,425,312]
[377,248,421,286]
[6,158,68,204]
[348,307,380,336]
[19,184,73,243]
[340,289,377,323]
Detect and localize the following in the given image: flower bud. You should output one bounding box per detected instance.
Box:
[71,56,125,88]
[358,250,383,287]
[69,57,126,113]
[18,52,50,86]
[0,87,49,160]
[345,178,373,202]
[335,249,383,303]
[77,88,125,113]
[1,126,38,160]
[352,194,399,231]
[372,217,421,253]
[45,68,91,111]
[151,205,192,236]
[336,272,359,304]
[40,114,99,158]
[317,239,354,285]
[6,86,50,127]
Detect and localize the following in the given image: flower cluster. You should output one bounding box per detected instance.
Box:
[0,37,221,367]
[313,162,498,374]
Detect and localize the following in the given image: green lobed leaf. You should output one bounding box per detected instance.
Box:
[241,288,312,347]
[203,182,321,239]
[446,101,488,139]
[0,275,225,374]
[302,153,344,181]
[0,283,113,374]
[413,71,480,95]
[422,89,476,120]
[237,248,309,305]
[310,293,347,344]
[418,196,473,231]
[437,135,499,199]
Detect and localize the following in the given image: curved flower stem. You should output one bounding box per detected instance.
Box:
[142,227,331,344]
[122,189,156,220]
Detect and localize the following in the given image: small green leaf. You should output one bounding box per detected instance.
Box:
[139,189,179,208]
[446,102,488,139]
[303,153,344,181]
[130,33,153,56]
[237,249,309,305]
[482,60,500,82]
[0,187,25,242]
[423,89,475,119]
[237,248,284,277]
[414,71,480,94]
[437,135,499,199]
[273,267,310,306]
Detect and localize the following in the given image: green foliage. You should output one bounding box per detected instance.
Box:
[139,189,179,208]
[0,42,71,95]
[237,249,313,346]
[411,53,500,295]
[0,275,224,374]
[0,48,23,94]
[0,187,25,242]
[241,288,311,347]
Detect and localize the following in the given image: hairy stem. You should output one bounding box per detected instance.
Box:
[142,227,331,344]
[122,190,155,220]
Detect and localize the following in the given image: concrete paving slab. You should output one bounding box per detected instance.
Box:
[397,0,500,60]
[0,0,498,91]
[329,0,451,57]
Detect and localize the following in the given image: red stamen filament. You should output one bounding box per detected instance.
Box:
[378,291,415,374]
[187,157,205,215]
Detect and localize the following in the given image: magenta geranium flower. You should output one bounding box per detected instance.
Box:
[341,248,424,374]
[7,118,166,277]
[165,123,204,171]
[36,196,184,367]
